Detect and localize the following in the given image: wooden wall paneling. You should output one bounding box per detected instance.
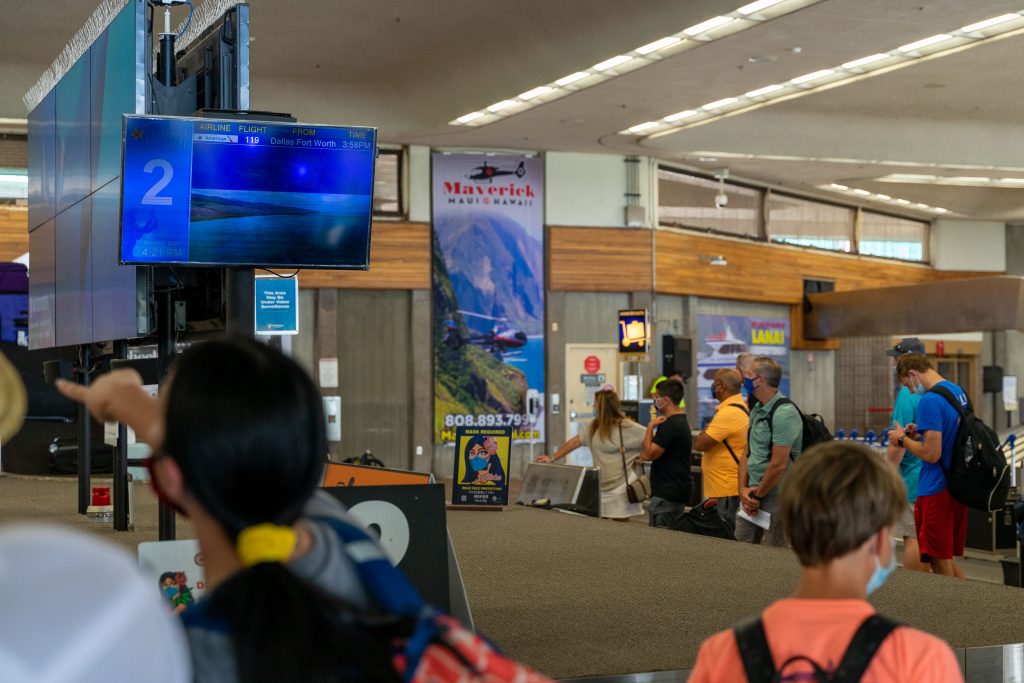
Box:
[299,222,430,290]
[549,226,652,292]
[654,230,992,304]
[0,208,28,262]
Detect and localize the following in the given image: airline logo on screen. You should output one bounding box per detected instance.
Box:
[442,159,535,206]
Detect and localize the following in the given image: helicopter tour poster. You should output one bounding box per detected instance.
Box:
[431,152,545,445]
[695,315,790,429]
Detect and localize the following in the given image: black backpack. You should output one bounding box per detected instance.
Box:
[928,385,1010,512]
[670,498,736,541]
[734,614,899,682]
[767,397,833,456]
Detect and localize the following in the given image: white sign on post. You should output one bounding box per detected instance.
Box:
[1003,375,1019,413]
[319,358,339,388]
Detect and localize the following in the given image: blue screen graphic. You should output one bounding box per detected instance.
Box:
[120,116,377,268]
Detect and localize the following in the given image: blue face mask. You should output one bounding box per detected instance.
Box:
[469,455,488,471]
[912,379,927,396]
[866,537,897,595]
[164,585,178,599]
[742,376,756,394]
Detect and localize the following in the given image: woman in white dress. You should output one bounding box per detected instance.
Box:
[538,389,646,520]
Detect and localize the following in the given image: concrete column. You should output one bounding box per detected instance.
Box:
[411,289,433,472]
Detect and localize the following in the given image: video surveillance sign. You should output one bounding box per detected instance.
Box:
[254,274,298,335]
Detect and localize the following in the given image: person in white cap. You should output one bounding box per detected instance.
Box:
[0,524,191,683]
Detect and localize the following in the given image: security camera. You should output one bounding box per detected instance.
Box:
[715,192,728,208]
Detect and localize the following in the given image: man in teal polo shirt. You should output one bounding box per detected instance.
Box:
[737,357,802,547]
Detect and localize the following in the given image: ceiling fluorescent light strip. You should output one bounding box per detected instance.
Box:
[449,0,823,126]
[818,184,951,214]
[686,150,1024,174]
[638,9,1024,138]
[876,173,1024,187]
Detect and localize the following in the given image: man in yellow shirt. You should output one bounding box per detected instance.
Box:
[693,368,749,534]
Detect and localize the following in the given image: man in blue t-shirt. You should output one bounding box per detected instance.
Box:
[884,339,928,572]
[888,353,968,578]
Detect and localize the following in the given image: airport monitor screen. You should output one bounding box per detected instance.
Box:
[120,115,377,269]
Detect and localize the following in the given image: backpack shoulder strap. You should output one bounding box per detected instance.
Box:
[733,617,776,683]
[729,403,751,416]
[723,438,739,465]
[831,614,900,682]
[766,398,798,460]
[721,402,749,465]
[311,515,424,617]
[928,384,968,418]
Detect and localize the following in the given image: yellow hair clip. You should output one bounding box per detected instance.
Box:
[236,523,297,567]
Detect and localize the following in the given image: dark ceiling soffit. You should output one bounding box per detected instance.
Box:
[805,276,1024,339]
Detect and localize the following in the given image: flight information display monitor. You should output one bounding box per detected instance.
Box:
[120,115,377,269]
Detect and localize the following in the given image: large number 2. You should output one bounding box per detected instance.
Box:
[141,159,174,206]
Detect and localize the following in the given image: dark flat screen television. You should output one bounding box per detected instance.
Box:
[119,114,377,269]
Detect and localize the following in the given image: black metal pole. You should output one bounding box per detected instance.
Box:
[157,34,175,86]
[226,267,255,337]
[112,339,130,530]
[76,345,91,514]
[157,290,176,540]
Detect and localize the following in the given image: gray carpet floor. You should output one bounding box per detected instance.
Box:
[447,505,1024,679]
[4,475,1024,679]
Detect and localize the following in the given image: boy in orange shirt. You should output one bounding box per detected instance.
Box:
[688,441,962,682]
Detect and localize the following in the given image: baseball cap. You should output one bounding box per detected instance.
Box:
[0,525,191,683]
[885,337,926,357]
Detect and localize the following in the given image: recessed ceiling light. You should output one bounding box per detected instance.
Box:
[555,72,591,86]
[593,55,633,71]
[702,97,739,110]
[455,112,484,124]
[518,86,554,100]
[486,100,517,112]
[636,36,682,55]
[664,110,698,122]
[875,193,891,200]
[737,0,785,15]
[829,183,849,190]
[961,14,1020,33]
[791,69,835,84]
[684,16,735,36]
[745,84,784,97]
[841,53,890,69]
[852,188,871,196]
[897,34,953,53]
[894,199,911,205]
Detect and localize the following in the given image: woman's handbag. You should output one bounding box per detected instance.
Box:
[618,423,651,504]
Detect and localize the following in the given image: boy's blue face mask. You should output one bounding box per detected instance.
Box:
[164,585,178,599]
[866,536,897,595]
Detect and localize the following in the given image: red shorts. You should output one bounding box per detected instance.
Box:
[914,488,967,561]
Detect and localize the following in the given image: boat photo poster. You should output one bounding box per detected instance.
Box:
[431,153,545,445]
[695,315,790,429]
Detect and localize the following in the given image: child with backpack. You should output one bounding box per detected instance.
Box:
[688,441,963,683]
